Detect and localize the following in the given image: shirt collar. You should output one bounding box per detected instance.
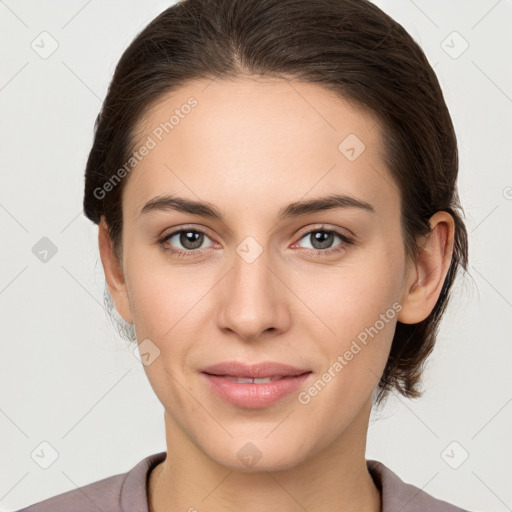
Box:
[120,452,451,512]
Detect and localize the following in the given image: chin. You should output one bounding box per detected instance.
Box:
[202,436,311,473]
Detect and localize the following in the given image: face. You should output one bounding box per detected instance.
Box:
[104,76,417,471]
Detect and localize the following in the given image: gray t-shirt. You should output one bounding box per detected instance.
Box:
[14,451,472,511]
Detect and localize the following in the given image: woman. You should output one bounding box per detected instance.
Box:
[17,0,472,510]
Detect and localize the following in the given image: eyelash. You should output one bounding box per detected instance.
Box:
[157,225,355,259]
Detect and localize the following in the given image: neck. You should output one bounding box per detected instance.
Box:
[149,400,381,512]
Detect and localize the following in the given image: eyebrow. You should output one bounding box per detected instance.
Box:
[139,193,376,221]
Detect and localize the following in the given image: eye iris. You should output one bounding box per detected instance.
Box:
[311,231,334,250]
[180,230,203,250]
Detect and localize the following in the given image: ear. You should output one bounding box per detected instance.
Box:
[98,217,133,324]
[397,211,455,324]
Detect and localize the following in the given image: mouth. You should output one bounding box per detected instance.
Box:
[200,361,313,408]
[203,373,311,384]
[211,375,291,383]
[200,361,311,379]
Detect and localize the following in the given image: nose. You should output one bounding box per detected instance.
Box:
[216,245,291,342]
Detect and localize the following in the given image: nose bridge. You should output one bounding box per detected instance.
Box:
[217,236,287,339]
[234,238,273,295]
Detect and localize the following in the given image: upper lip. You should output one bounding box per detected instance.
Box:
[201,361,311,379]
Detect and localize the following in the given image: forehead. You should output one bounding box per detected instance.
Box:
[124,76,397,222]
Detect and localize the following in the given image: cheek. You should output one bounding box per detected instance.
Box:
[296,286,397,427]
[123,252,206,406]
[295,248,403,340]
[123,243,210,339]
[295,246,403,393]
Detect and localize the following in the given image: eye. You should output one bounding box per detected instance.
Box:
[293,226,354,256]
[157,225,355,259]
[158,227,214,258]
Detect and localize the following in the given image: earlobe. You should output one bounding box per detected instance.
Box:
[97,218,133,324]
[397,211,455,325]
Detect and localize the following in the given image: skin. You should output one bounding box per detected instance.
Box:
[98,75,455,512]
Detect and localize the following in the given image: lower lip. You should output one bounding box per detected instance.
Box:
[201,372,312,408]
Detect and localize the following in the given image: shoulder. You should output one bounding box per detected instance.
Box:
[14,452,167,512]
[14,473,126,512]
[367,459,475,512]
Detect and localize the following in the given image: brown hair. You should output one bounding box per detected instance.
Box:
[83,0,469,408]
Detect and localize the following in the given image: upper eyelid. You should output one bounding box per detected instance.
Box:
[161,226,216,245]
[161,224,214,239]
[295,224,351,238]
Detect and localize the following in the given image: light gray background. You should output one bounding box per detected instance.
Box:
[1,1,511,511]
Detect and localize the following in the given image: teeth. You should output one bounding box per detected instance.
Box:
[223,376,282,383]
